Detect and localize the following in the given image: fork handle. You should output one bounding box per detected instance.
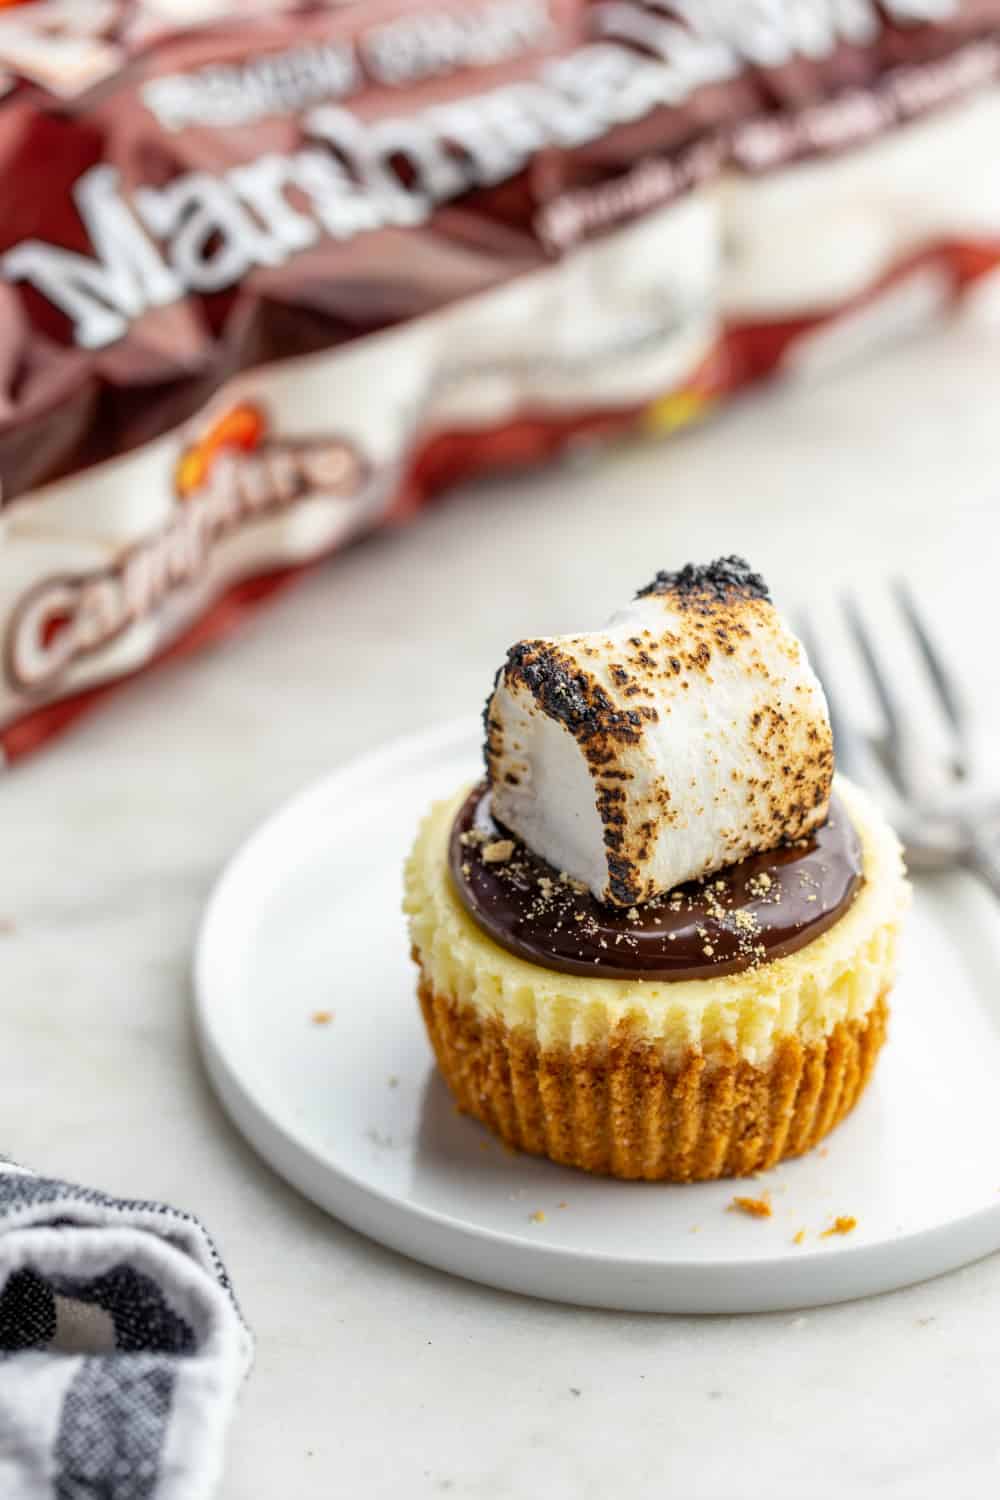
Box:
[963,828,1000,902]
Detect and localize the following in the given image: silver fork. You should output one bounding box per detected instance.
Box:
[798,582,1000,898]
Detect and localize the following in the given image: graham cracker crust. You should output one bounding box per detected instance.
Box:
[417,972,889,1182]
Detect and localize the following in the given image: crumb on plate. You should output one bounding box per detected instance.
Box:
[821,1215,857,1238]
[729,1194,772,1219]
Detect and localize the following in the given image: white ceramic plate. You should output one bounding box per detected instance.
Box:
[195,719,1000,1313]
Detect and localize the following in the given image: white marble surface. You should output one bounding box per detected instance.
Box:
[4,321,1000,1499]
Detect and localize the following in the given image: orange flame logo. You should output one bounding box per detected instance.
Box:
[174,403,265,498]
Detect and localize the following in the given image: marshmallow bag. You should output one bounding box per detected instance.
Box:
[1,0,998,761]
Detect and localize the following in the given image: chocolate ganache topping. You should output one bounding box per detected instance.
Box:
[449,784,863,981]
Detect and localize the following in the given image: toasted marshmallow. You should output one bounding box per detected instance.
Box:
[485,558,833,906]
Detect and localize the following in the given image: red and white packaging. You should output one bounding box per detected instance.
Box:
[0,0,730,761]
[1,0,998,761]
[592,1,1000,381]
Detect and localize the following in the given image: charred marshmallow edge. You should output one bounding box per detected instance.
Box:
[485,558,834,907]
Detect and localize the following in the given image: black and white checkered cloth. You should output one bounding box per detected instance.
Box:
[0,1158,252,1499]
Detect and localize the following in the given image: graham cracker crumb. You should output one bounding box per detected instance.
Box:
[729,1194,772,1219]
[530,1210,546,1223]
[483,839,515,864]
[821,1215,857,1238]
[311,1010,333,1026]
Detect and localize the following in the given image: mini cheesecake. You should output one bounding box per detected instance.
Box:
[404,559,908,1181]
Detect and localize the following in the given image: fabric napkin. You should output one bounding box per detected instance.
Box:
[0,1158,251,1500]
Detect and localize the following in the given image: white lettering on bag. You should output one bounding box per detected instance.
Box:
[6,431,367,693]
[1,165,182,349]
[0,1,969,349]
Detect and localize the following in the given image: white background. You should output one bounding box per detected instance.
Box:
[3,315,1000,1498]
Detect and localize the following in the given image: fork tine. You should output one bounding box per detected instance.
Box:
[892,578,968,747]
[797,605,906,817]
[797,612,845,762]
[841,592,904,756]
[842,588,966,805]
[794,610,860,777]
